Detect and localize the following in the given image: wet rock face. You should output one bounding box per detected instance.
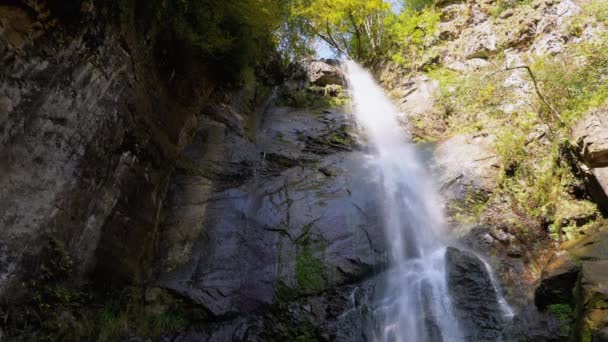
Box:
[502,305,564,342]
[154,60,388,338]
[0,10,136,296]
[445,247,505,341]
[0,2,222,301]
[169,279,378,342]
[158,101,386,319]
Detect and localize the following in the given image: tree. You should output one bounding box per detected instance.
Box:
[291,0,393,62]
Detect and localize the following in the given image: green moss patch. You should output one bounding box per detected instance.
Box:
[295,235,327,293]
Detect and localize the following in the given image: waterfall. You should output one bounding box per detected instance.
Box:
[344,60,464,342]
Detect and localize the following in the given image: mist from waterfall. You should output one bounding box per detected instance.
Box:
[344,60,463,342]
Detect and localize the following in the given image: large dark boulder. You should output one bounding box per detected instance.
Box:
[501,305,564,342]
[534,251,580,310]
[446,247,506,341]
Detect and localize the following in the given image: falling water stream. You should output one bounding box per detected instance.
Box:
[344,61,496,341]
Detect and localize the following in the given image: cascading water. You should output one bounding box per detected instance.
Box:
[344,60,465,342]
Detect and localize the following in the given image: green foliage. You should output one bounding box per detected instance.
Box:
[116,0,295,82]
[426,66,509,134]
[489,0,531,18]
[80,288,188,341]
[295,235,326,292]
[386,6,441,68]
[291,0,392,62]
[3,237,188,341]
[532,37,608,126]
[425,35,608,238]
[168,0,286,77]
[547,303,575,337]
[583,0,608,24]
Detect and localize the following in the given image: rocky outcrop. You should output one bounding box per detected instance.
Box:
[159,102,385,329]
[507,222,608,341]
[446,247,506,341]
[0,3,149,296]
[0,0,266,317]
[434,134,501,224]
[502,305,565,342]
[575,106,608,213]
[0,1,378,333]
[305,59,345,87]
[534,251,580,310]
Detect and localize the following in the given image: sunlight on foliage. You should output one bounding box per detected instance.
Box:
[425,34,608,240]
[386,7,441,67]
[291,0,392,61]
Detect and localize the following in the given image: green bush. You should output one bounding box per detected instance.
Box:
[115,0,290,82]
[386,6,441,68]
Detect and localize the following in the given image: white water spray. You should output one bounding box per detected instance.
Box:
[344,60,463,341]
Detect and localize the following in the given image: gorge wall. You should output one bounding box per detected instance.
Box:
[1,0,608,341]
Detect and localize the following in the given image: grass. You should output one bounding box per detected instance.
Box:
[583,0,608,24]
[79,288,188,341]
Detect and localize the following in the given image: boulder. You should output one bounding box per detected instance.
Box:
[567,230,608,261]
[577,260,608,340]
[502,304,564,342]
[525,224,608,341]
[446,247,506,341]
[574,107,608,212]
[462,21,499,59]
[575,107,608,167]
[534,251,580,310]
[596,327,608,342]
[305,60,345,87]
[391,75,438,118]
[434,134,501,225]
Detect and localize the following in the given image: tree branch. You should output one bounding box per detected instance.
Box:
[505,65,565,127]
[303,21,349,57]
[347,11,363,60]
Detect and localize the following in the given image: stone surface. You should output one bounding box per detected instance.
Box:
[305,60,345,87]
[573,107,608,212]
[434,134,501,214]
[158,102,386,318]
[446,247,506,341]
[534,251,580,310]
[167,279,378,341]
[575,107,608,168]
[502,304,564,342]
[578,260,608,339]
[0,6,148,296]
[462,21,499,59]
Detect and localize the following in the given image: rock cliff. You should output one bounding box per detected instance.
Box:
[2,0,608,340]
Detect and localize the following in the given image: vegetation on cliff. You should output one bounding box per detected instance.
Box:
[3,0,608,340]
